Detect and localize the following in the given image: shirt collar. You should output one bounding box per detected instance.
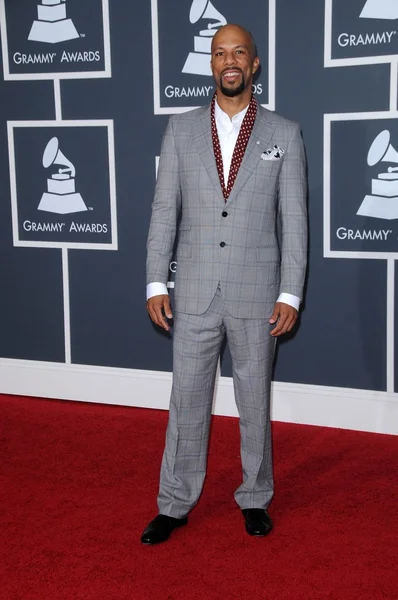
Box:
[214,98,249,126]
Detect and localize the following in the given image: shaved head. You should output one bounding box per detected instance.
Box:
[211,24,257,59]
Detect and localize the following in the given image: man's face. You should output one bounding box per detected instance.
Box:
[211,27,259,98]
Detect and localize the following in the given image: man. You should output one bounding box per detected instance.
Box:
[142,24,307,544]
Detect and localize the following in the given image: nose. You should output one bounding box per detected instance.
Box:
[223,51,237,66]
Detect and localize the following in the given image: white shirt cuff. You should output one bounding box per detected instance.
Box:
[147,282,169,300]
[147,286,299,309]
[277,293,301,311]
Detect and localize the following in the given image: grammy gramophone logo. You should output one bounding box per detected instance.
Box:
[360,0,398,20]
[38,137,88,215]
[357,130,398,220]
[182,0,227,76]
[28,0,79,44]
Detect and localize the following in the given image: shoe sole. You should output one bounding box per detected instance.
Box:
[245,526,273,537]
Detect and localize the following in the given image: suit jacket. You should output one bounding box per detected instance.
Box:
[146,104,308,319]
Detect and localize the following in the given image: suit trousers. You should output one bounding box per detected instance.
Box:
[157,286,276,518]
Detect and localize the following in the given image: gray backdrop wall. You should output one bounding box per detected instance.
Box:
[0,0,397,434]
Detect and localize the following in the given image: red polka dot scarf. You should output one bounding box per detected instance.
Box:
[211,93,258,201]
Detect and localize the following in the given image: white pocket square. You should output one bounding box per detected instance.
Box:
[261,145,285,160]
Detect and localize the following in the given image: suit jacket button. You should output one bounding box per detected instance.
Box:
[222,211,228,217]
[220,241,226,247]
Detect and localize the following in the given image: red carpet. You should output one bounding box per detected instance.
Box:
[0,394,397,600]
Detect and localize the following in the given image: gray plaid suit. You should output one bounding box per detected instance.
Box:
[147,104,307,518]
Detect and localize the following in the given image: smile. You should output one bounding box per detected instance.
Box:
[222,70,242,81]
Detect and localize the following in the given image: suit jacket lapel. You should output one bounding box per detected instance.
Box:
[192,105,225,203]
[225,107,276,207]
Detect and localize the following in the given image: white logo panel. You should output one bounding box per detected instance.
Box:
[7,120,118,250]
[324,112,398,259]
[0,0,111,80]
[151,0,275,114]
[325,0,398,67]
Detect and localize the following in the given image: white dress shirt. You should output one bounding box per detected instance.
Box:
[147,101,300,311]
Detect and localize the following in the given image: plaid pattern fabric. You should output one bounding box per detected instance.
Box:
[211,94,258,201]
[147,104,308,319]
[157,287,276,518]
[148,103,308,515]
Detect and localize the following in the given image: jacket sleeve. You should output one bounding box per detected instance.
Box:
[146,116,181,286]
[277,123,308,300]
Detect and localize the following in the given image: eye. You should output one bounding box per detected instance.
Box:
[215,51,224,57]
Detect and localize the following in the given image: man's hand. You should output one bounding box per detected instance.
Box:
[147,294,173,332]
[269,302,298,337]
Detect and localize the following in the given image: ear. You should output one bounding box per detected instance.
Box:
[252,57,260,74]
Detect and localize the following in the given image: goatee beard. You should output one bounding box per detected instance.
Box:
[220,79,245,97]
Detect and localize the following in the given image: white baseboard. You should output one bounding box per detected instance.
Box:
[0,358,397,435]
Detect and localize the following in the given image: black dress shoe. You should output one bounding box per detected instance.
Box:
[242,509,273,537]
[141,514,188,545]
